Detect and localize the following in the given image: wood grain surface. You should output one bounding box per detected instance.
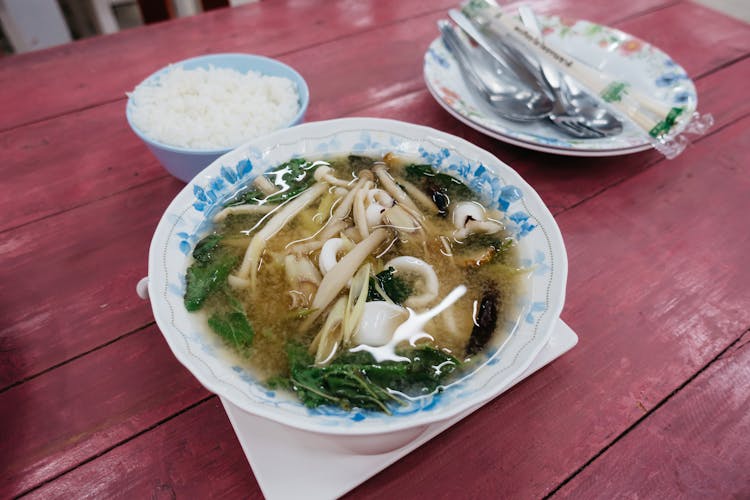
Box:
[1,0,748,498]
[557,329,750,499]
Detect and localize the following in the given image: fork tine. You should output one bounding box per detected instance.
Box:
[557,118,605,138]
[575,121,606,138]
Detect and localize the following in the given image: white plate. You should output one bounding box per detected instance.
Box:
[423,15,698,156]
[147,117,567,437]
[222,320,579,500]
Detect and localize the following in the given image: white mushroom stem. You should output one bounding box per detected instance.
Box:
[284,254,322,309]
[439,235,453,257]
[343,264,371,343]
[233,182,328,290]
[289,219,349,254]
[350,285,467,362]
[285,254,322,285]
[313,164,352,188]
[309,296,347,365]
[304,228,390,327]
[253,175,278,195]
[228,275,251,289]
[343,226,362,243]
[382,205,421,233]
[366,189,394,207]
[372,164,420,213]
[397,178,438,211]
[313,187,348,225]
[385,256,439,308]
[331,172,373,221]
[353,187,370,240]
[212,203,275,222]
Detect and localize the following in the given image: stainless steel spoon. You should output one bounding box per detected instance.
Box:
[561,75,624,137]
[517,6,623,138]
[438,21,554,122]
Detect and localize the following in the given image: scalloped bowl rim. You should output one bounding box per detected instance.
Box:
[147,117,567,436]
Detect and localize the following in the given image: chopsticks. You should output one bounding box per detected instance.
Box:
[460,0,714,158]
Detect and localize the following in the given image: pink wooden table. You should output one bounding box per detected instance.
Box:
[1,1,748,497]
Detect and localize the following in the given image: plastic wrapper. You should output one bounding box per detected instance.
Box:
[461,0,713,158]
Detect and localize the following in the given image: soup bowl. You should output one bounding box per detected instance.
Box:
[145,117,566,452]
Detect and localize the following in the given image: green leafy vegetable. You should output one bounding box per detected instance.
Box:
[463,233,513,250]
[184,253,237,312]
[404,164,475,200]
[192,234,222,264]
[404,164,475,215]
[264,158,318,204]
[224,189,265,208]
[208,311,254,350]
[223,158,321,208]
[367,267,413,305]
[186,234,239,311]
[269,344,460,413]
[264,181,315,204]
[206,287,254,350]
[347,155,375,170]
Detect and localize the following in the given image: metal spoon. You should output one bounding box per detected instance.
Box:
[561,75,624,136]
[517,6,623,138]
[438,21,553,122]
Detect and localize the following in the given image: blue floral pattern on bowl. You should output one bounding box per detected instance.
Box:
[147,118,567,435]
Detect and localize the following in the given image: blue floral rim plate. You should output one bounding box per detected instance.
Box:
[424,15,698,156]
[147,117,567,435]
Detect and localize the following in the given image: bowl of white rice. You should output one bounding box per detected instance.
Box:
[126,53,309,182]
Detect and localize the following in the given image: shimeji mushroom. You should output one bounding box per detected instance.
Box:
[303,228,392,327]
[232,182,329,291]
[284,254,322,308]
[451,201,504,241]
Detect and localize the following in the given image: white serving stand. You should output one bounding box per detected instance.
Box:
[220,320,578,500]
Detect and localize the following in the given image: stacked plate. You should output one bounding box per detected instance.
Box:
[424,15,698,157]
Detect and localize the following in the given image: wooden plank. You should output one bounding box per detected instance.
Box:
[616,1,750,77]
[0,0,676,132]
[21,398,261,500]
[0,179,183,389]
[556,330,750,498]
[0,101,169,233]
[13,112,750,500]
[0,325,209,498]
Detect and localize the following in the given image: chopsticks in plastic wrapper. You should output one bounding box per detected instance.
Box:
[461,0,714,159]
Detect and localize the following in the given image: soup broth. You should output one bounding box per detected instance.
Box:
[185,154,523,412]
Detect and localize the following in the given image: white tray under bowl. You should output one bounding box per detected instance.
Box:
[221,319,578,499]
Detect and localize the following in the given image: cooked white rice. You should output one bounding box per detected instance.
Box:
[128,64,300,150]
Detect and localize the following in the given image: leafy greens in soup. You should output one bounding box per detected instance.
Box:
[184,154,523,413]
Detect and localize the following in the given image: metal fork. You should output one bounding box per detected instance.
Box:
[517,6,605,139]
[548,97,606,138]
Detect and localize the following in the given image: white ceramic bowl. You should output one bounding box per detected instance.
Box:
[146,118,567,450]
